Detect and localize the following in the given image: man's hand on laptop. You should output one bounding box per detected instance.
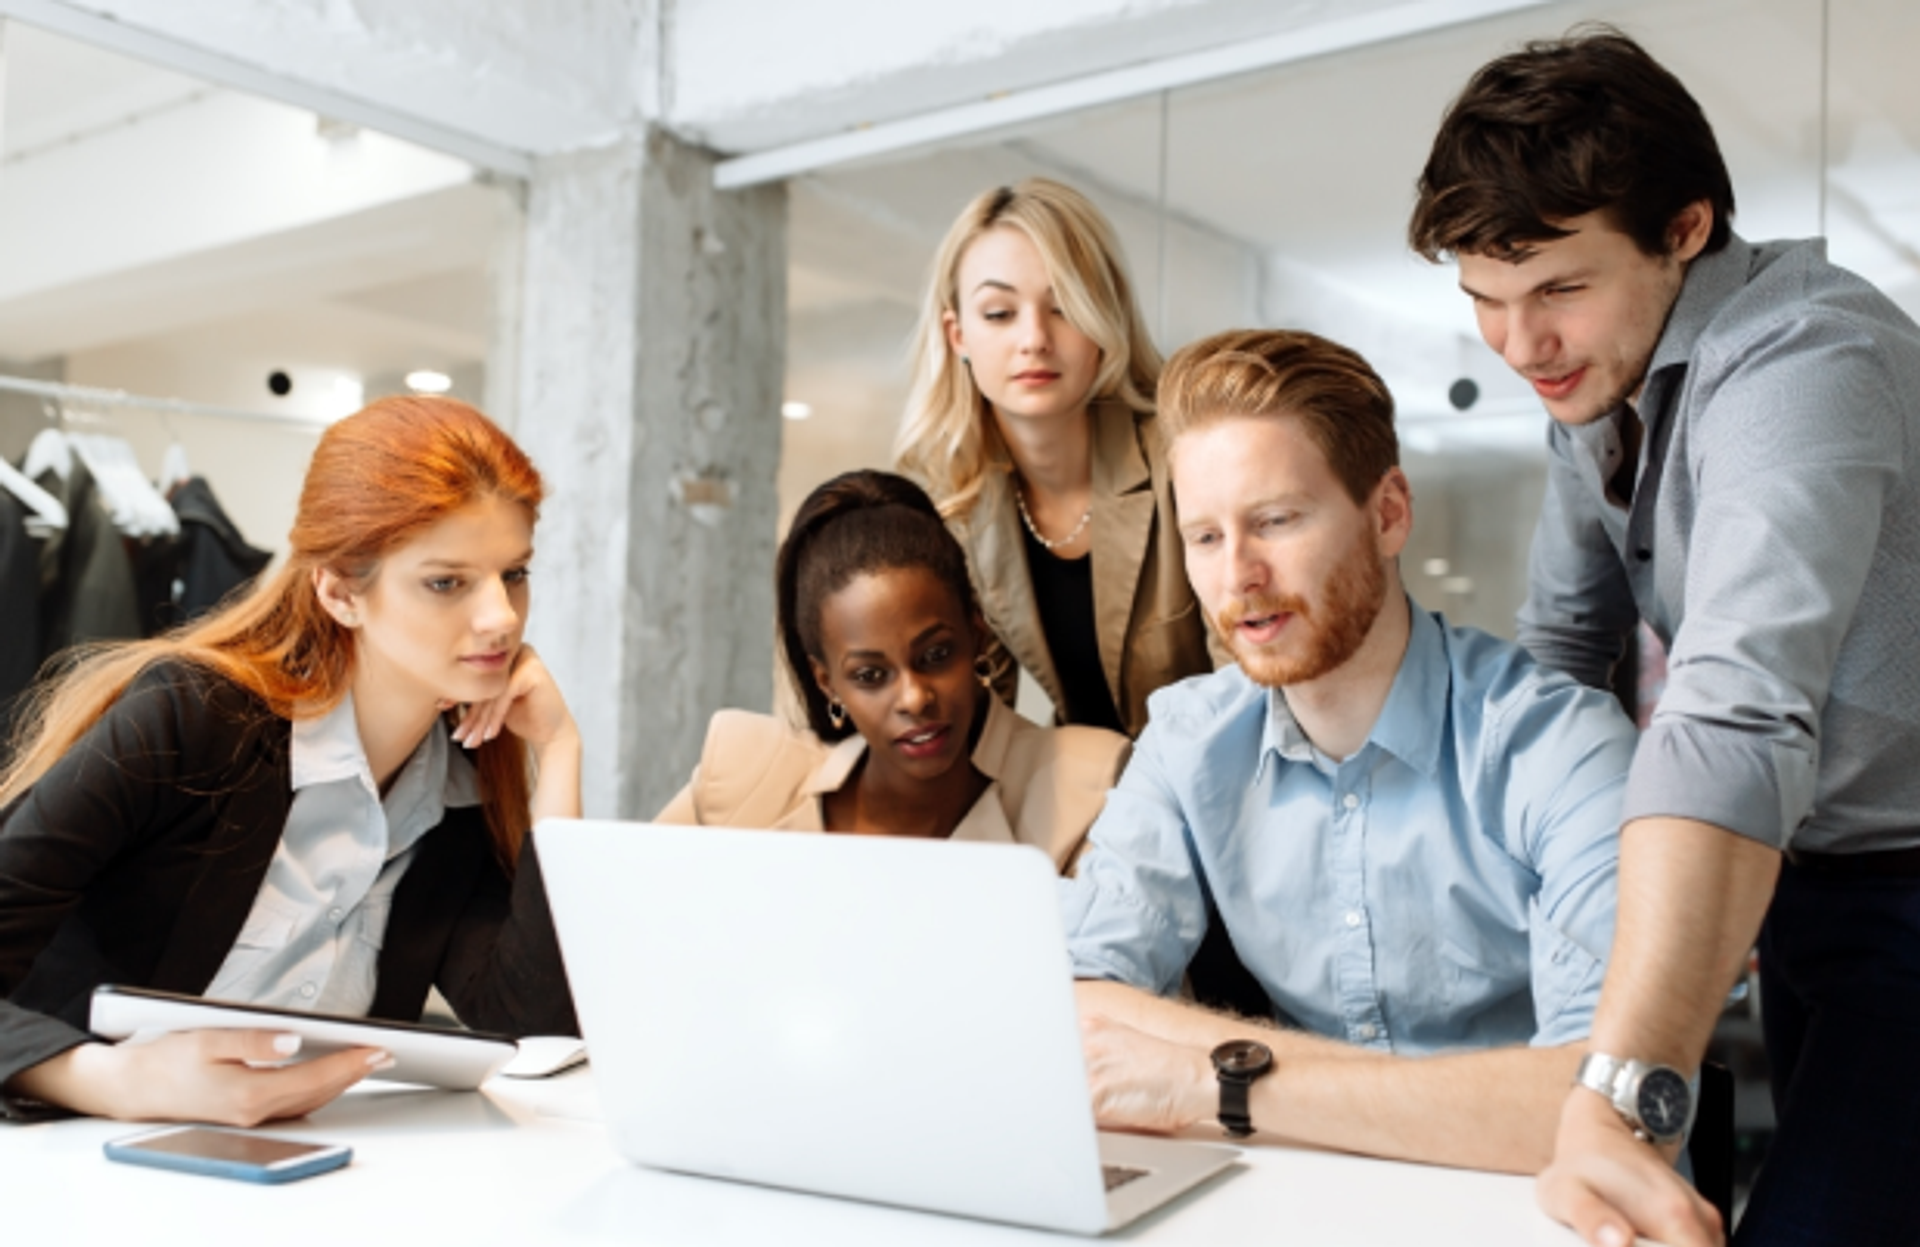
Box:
[1079,1013,1216,1135]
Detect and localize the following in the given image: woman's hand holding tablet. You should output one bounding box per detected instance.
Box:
[88,986,521,1096]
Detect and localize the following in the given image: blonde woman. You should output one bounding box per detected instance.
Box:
[897,178,1216,739]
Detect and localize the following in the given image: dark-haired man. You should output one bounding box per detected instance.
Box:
[1412,26,1920,1247]
[1060,328,1638,1173]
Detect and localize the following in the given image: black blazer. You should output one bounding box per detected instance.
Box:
[0,660,576,1116]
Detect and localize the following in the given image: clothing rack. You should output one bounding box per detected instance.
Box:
[0,373,330,431]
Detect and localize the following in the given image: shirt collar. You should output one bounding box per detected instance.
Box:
[1256,595,1448,780]
[290,693,372,791]
[290,692,480,811]
[1645,234,1758,391]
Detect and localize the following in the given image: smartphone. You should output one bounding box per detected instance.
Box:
[103,1126,352,1184]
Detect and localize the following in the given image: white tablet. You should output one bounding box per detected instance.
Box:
[90,986,519,1091]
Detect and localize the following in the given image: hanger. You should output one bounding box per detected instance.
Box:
[0,456,68,537]
[68,427,181,539]
[22,423,73,483]
[157,440,193,495]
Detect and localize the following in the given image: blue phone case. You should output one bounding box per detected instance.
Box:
[104,1129,352,1184]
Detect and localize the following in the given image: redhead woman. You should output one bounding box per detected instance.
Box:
[896,178,1219,739]
[659,470,1127,866]
[0,397,581,1125]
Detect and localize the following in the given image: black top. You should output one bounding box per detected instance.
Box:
[0,660,575,1118]
[1021,526,1124,734]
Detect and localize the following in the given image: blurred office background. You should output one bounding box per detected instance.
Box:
[4,0,1914,1215]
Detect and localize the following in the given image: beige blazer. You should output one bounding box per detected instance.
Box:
[654,696,1129,872]
[951,398,1222,739]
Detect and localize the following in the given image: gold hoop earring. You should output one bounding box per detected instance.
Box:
[826,698,847,730]
[973,655,993,688]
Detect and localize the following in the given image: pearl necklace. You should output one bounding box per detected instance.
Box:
[1014,479,1092,552]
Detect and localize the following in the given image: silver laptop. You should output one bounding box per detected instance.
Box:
[536,819,1238,1235]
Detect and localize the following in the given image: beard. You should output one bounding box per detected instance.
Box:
[1211,544,1389,689]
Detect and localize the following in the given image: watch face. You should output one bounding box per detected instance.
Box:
[1636,1067,1691,1139]
[1211,1039,1274,1078]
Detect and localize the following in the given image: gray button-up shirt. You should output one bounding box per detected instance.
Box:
[203,694,480,1014]
[1519,235,1920,853]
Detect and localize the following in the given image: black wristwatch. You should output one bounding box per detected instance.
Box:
[1575,1052,1695,1145]
[1210,1039,1275,1138]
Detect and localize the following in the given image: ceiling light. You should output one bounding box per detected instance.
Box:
[782,401,813,421]
[1423,558,1450,578]
[329,376,366,421]
[406,370,453,394]
[316,116,362,144]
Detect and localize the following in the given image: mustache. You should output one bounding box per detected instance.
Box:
[1216,592,1309,631]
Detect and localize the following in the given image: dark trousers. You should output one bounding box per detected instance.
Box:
[1737,863,1920,1246]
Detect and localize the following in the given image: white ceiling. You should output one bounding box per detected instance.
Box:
[0,21,498,373]
[777,0,1920,478]
[2,0,1916,461]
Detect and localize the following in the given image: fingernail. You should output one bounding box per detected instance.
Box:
[367,1051,394,1070]
[273,1033,302,1056]
[1597,1226,1627,1247]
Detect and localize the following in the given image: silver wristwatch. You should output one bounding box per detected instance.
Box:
[1575,1052,1695,1145]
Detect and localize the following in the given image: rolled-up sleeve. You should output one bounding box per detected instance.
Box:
[1517,424,1641,692]
[1623,318,1903,849]
[1058,720,1209,995]
[1496,676,1634,1048]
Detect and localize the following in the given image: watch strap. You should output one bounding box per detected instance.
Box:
[1217,1077,1253,1138]
[1575,1052,1628,1099]
[1574,1052,1691,1145]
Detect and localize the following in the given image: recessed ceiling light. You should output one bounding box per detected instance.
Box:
[782,401,813,421]
[330,376,366,421]
[406,370,453,394]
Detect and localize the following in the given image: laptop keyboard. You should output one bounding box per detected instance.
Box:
[1103,1164,1151,1193]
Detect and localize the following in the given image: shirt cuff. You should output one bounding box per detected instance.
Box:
[1621,716,1816,850]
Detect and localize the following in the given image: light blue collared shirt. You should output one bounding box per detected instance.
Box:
[1062,599,1634,1053]
[204,693,479,1016]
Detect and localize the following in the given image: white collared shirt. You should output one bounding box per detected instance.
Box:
[203,693,480,1016]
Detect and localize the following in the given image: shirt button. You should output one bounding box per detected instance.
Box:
[1344,910,1362,928]
[1342,793,1359,811]
[1356,1022,1378,1040]
[299,982,318,999]
[328,908,345,924]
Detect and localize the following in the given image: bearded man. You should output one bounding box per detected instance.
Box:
[1059,328,1639,1174]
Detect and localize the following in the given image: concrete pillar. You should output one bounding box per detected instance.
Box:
[515,129,786,819]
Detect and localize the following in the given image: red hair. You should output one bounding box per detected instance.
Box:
[1,396,546,867]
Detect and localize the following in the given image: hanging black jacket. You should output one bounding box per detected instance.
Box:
[0,491,43,742]
[141,476,273,633]
[34,461,141,656]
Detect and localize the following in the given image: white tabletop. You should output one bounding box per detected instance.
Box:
[6,1070,1594,1245]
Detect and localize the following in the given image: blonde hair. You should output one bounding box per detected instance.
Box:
[895,179,1161,517]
